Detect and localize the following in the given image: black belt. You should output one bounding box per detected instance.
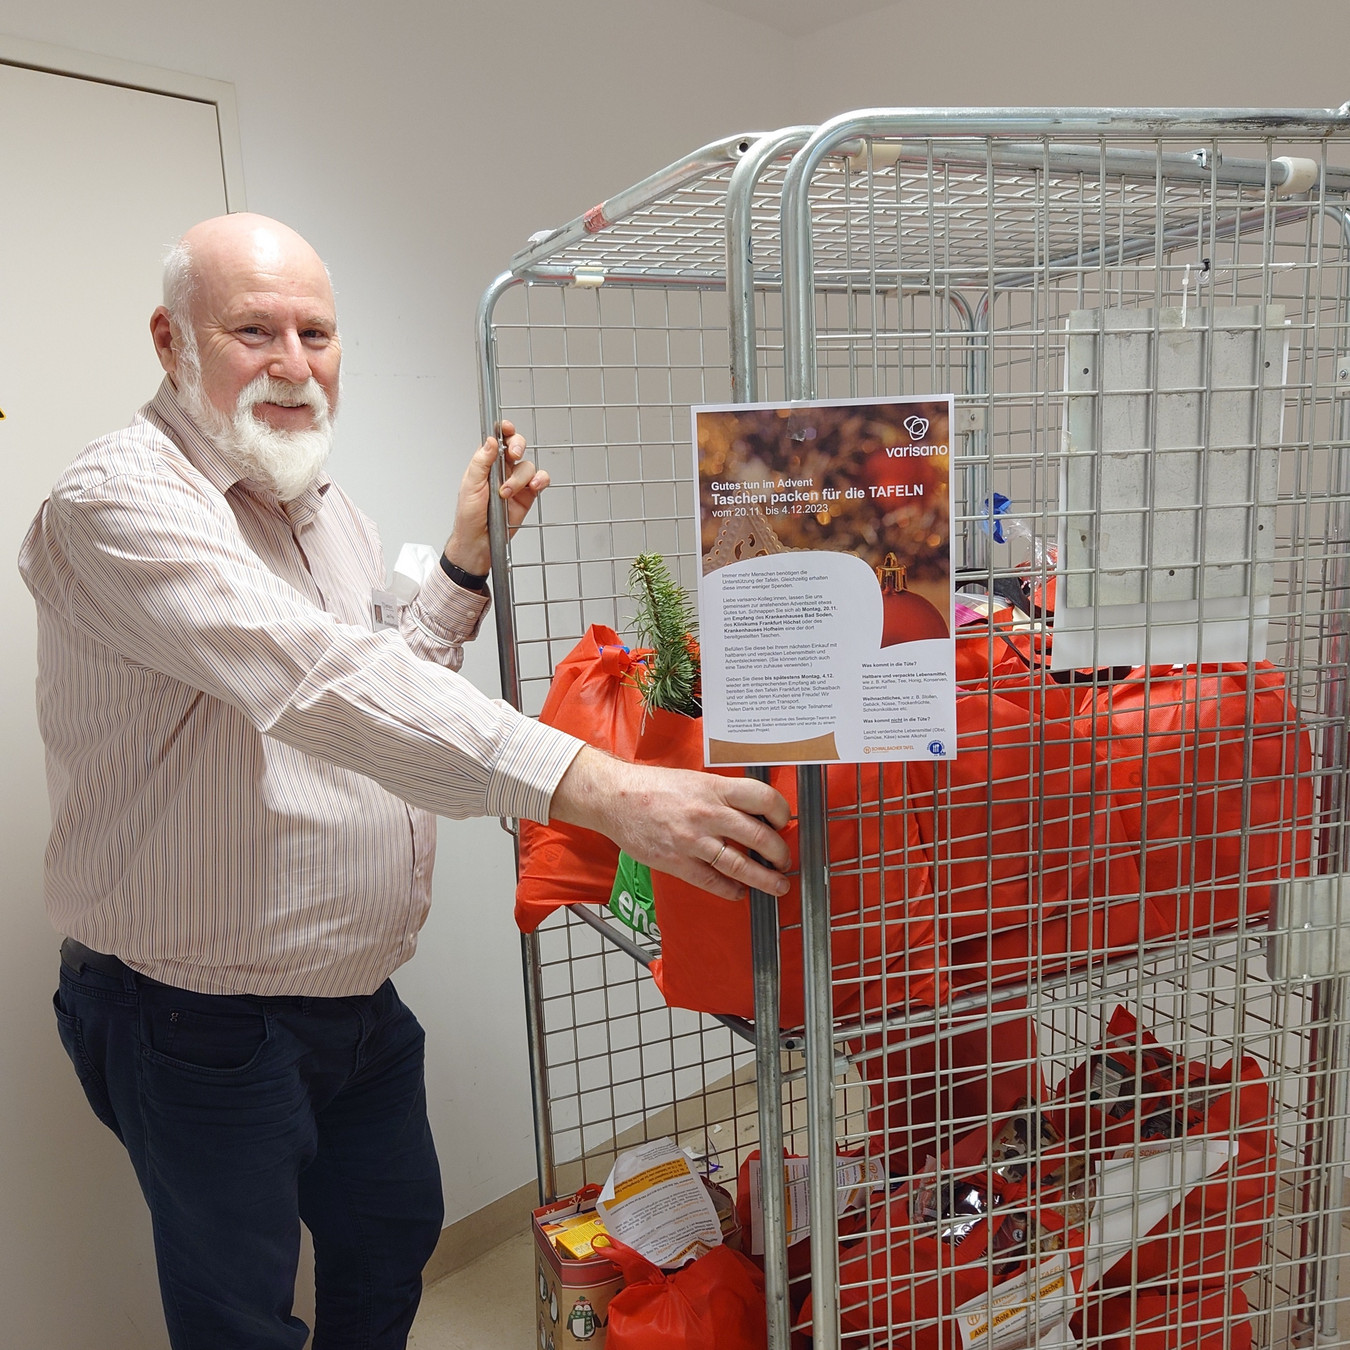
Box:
[60,937,135,978]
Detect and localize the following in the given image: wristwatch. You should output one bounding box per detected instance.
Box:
[439,554,490,594]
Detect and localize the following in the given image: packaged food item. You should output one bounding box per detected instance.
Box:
[554,1216,612,1261]
[989,1099,1068,1183]
[811,1014,1271,1349]
[819,1105,1090,1350]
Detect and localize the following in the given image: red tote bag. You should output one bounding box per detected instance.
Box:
[1080,661,1314,934]
[1059,1008,1275,1296]
[904,681,1099,941]
[598,1237,767,1350]
[1076,1286,1252,1350]
[909,609,1137,952]
[648,756,941,1027]
[816,1106,1085,1350]
[514,625,649,932]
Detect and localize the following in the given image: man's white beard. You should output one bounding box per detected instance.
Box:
[177,361,335,503]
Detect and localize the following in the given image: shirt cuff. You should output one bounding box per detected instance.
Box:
[408,557,491,647]
[484,713,586,824]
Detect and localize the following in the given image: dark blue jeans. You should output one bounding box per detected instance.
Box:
[53,950,444,1350]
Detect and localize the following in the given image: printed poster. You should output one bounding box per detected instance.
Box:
[694,396,957,766]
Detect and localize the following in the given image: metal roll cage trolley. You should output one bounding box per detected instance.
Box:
[478,107,1350,1350]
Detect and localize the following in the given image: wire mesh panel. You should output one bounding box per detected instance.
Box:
[777,115,1350,1350]
[480,138,799,1215]
[492,280,723,688]
[481,110,1350,1350]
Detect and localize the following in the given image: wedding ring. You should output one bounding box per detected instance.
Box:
[711,842,728,870]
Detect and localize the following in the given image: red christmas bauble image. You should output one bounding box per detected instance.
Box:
[876,553,948,647]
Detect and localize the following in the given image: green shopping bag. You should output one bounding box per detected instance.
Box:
[609,851,661,944]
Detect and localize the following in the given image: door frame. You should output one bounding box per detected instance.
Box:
[0,33,246,210]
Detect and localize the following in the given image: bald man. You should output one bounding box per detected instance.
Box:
[19,214,789,1350]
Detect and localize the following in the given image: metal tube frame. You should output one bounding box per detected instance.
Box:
[725,123,816,1350]
[781,107,1350,396]
[476,269,561,1205]
[1292,201,1350,1348]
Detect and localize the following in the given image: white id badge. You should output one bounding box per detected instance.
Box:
[371,588,401,631]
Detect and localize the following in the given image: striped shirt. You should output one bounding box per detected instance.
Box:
[19,379,583,997]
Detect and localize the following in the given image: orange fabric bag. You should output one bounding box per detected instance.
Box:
[951,607,1090,727]
[1079,661,1314,934]
[946,617,1314,983]
[1076,1287,1252,1350]
[649,758,941,1026]
[847,612,1129,1175]
[913,611,1137,948]
[851,985,1042,1176]
[514,626,943,1025]
[904,683,1096,940]
[514,625,648,933]
[598,1237,767,1350]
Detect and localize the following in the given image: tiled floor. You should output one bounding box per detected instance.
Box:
[409,1230,537,1349]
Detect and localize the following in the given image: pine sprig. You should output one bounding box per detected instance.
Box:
[628,552,701,717]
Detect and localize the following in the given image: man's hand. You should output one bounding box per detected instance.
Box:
[443,420,549,576]
[550,747,792,900]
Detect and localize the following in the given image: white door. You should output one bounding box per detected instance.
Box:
[0,55,234,1350]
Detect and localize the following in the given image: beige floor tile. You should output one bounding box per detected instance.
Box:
[410,1230,537,1350]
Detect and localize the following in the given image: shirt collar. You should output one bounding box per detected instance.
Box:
[282,479,331,529]
[144,376,333,525]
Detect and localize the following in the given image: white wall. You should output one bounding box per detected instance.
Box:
[0,3,794,1343]
[791,0,1350,115]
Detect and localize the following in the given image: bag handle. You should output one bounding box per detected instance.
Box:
[598,642,648,677]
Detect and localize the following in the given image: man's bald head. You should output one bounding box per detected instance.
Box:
[162,214,335,333]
